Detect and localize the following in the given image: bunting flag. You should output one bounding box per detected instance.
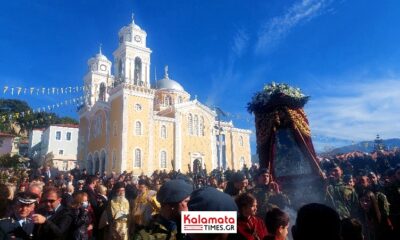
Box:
[0,96,84,123]
[1,85,90,96]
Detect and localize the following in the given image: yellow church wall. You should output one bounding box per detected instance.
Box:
[87,109,107,155]
[180,109,213,173]
[231,131,251,169]
[125,94,152,175]
[154,91,190,111]
[224,130,234,170]
[152,120,175,171]
[109,96,123,173]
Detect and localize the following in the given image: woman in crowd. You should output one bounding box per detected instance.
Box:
[359,190,393,240]
[70,192,94,240]
[264,207,289,240]
[236,192,268,240]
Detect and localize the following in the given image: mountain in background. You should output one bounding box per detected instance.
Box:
[251,138,400,163]
[312,135,354,153]
[326,138,400,155]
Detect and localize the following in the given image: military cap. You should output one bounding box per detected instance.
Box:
[16,192,37,205]
[342,175,353,183]
[255,168,269,177]
[325,161,339,171]
[157,179,193,204]
[77,179,85,184]
[231,172,246,183]
[188,187,238,211]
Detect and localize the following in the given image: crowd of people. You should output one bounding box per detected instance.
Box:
[0,152,398,240]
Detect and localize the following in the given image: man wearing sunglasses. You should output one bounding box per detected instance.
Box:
[32,187,73,240]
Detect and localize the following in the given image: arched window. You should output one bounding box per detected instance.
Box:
[113,121,117,136]
[87,154,93,174]
[161,125,167,139]
[118,59,124,79]
[194,115,199,136]
[100,150,106,173]
[160,151,167,168]
[200,116,204,136]
[188,114,193,135]
[99,83,106,101]
[135,121,142,135]
[164,95,172,106]
[240,157,245,169]
[239,136,244,146]
[94,152,100,174]
[178,96,183,103]
[134,149,141,168]
[134,57,142,85]
[112,150,116,169]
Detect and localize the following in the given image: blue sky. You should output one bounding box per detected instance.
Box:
[1,0,400,152]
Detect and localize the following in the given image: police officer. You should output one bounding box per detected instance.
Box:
[135,179,193,240]
[0,192,37,239]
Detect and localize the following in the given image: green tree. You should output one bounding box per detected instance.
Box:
[0,154,20,168]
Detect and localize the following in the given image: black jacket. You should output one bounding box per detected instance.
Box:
[33,205,73,240]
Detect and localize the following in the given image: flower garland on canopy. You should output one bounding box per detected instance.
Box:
[247,82,309,114]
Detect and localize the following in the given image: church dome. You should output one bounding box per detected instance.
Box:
[95,52,108,61]
[155,78,184,91]
[155,66,184,91]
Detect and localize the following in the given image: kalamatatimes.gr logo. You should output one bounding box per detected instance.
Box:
[181,211,237,233]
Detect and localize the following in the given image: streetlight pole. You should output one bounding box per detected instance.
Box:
[214,106,225,171]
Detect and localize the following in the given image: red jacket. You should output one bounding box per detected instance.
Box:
[237,215,268,240]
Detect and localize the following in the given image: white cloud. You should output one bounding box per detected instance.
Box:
[232,28,249,57]
[306,79,400,141]
[256,0,333,54]
[206,28,249,106]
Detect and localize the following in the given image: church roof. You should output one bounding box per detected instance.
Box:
[95,52,108,61]
[155,78,184,91]
[154,65,185,91]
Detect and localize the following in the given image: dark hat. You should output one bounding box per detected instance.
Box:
[16,192,37,205]
[325,161,340,171]
[256,168,269,177]
[174,174,194,185]
[342,175,353,183]
[114,182,125,190]
[231,172,246,182]
[188,187,238,211]
[157,180,193,204]
[138,179,149,186]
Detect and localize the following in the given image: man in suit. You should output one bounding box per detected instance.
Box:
[42,165,58,184]
[32,187,73,240]
[0,192,37,240]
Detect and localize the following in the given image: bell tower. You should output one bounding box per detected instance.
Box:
[84,45,113,106]
[113,15,152,88]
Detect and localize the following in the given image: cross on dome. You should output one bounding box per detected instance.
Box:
[164,65,169,79]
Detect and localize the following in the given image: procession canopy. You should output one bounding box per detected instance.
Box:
[248,82,324,180]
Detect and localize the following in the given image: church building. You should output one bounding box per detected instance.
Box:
[77,18,251,175]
